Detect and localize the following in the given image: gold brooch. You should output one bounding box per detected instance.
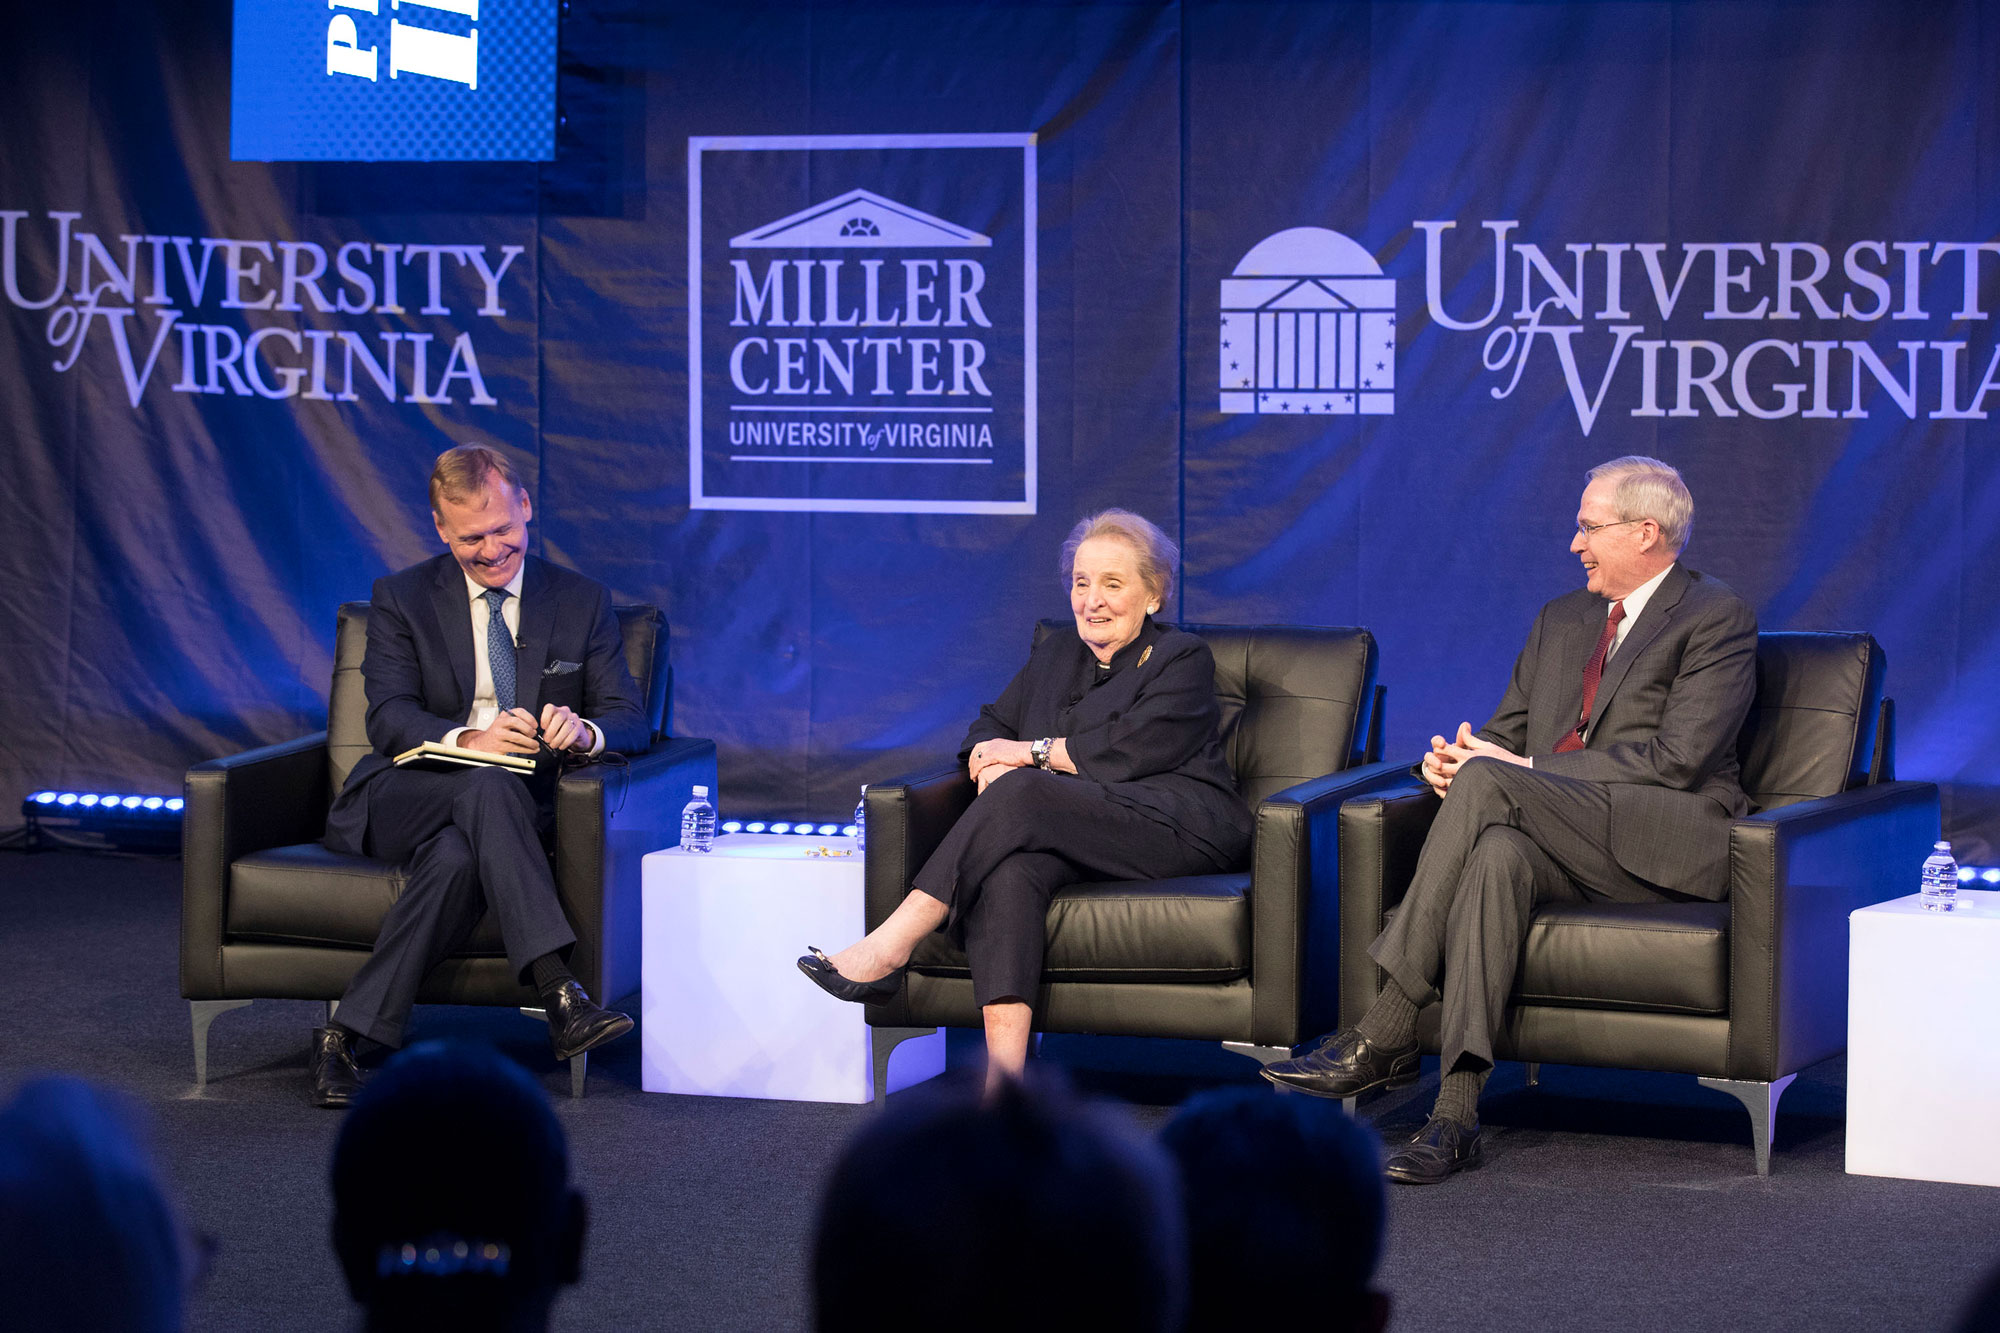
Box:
[1138,645,1153,667]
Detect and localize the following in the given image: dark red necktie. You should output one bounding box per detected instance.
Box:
[1553,600,1626,754]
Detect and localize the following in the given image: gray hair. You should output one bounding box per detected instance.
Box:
[1587,455,1693,555]
[1060,509,1178,606]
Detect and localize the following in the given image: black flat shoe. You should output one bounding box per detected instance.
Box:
[797,947,906,1003]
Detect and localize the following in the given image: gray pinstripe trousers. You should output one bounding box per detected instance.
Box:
[1368,756,1684,1073]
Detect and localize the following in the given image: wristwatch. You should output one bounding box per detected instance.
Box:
[1030,737,1054,769]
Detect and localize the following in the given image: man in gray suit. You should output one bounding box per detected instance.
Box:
[1264,456,1758,1184]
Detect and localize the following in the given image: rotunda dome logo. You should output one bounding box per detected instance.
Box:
[1219,226,1395,415]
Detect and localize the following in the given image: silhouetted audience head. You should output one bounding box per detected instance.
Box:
[331,1041,584,1333]
[813,1075,1186,1333]
[0,1077,193,1333]
[1161,1087,1390,1333]
[1957,1255,2000,1333]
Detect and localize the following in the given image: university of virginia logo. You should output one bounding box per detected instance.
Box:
[688,134,1037,514]
[1220,226,1395,416]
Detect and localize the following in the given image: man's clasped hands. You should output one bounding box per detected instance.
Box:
[464,704,592,756]
[1419,722,1531,797]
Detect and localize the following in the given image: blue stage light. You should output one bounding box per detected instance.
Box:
[720,820,743,834]
[842,824,859,838]
[1984,868,2000,884]
[815,823,839,836]
[744,821,767,833]
[21,787,184,851]
[769,822,793,834]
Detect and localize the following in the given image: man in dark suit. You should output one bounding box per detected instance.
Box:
[312,445,650,1108]
[1264,456,1758,1184]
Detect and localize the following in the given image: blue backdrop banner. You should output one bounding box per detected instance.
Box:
[3,0,1996,856]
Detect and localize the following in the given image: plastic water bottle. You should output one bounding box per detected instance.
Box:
[680,785,716,853]
[1921,840,1958,912]
[853,786,867,852]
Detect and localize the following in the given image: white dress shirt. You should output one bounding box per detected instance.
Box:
[1525,562,1677,764]
[1608,562,1675,662]
[443,566,603,754]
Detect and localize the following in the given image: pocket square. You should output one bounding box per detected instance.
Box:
[543,660,582,677]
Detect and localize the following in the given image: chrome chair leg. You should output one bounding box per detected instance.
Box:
[1697,1073,1798,1176]
[870,1026,941,1106]
[1523,1061,1541,1088]
[189,999,252,1089]
[518,1006,590,1100]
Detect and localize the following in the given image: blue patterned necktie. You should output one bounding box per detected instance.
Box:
[483,587,517,714]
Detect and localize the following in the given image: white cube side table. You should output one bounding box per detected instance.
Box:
[1847,889,2000,1186]
[640,834,944,1104]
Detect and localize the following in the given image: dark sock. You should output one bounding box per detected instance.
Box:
[1433,1063,1490,1126]
[1355,982,1420,1049]
[529,952,575,995]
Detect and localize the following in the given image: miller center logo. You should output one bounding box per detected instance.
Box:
[1220,226,1395,416]
[689,134,1037,513]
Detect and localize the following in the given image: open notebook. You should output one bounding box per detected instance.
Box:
[392,741,536,774]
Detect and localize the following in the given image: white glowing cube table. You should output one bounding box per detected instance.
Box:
[1847,889,2000,1186]
[641,834,943,1104]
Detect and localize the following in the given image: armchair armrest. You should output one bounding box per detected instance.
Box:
[1248,759,1430,1046]
[181,732,333,998]
[554,736,718,1004]
[1723,779,1940,1081]
[860,765,976,1027]
[1335,776,1442,1028]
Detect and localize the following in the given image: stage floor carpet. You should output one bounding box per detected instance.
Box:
[4,849,1996,1331]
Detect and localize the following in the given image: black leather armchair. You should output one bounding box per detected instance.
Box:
[182,602,717,1096]
[1335,631,1940,1172]
[862,623,1411,1090]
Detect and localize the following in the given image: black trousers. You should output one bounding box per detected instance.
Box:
[1369,757,1685,1073]
[912,768,1230,1007]
[323,765,575,1047]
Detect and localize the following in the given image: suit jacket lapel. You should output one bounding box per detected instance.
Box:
[1591,565,1689,729]
[429,557,477,717]
[1536,598,1597,750]
[513,557,556,715]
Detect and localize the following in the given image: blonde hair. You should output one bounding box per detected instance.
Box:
[1060,509,1178,606]
[1587,455,1693,554]
[429,445,524,514]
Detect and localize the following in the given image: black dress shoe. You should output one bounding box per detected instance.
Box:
[797,947,906,1003]
[1259,1028,1420,1099]
[543,980,634,1062]
[1385,1115,1482,1185]
[310,1026,365,1109]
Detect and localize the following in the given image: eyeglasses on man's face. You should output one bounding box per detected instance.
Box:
[1574,518,1647,539]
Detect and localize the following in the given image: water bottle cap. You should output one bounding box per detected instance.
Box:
[693,785,709,797]
[1936,840,1951,851]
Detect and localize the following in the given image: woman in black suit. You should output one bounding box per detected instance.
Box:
[800,509,1253,1088]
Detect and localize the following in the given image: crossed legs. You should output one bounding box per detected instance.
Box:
[333,766,576,1048]
[823,768,1224,1092]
